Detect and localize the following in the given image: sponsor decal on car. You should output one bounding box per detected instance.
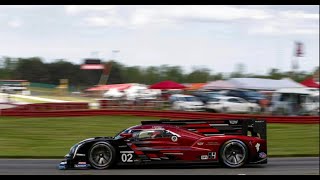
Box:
[208,152,216,159]
[259,152,267,158]
[201,155,208,160]
[74,162,89,168]
[171,136,178,142]
[229,120,238,124]
[197,142,204,145]
[201,152,216,160]
[206,142,219,145]
[120,151,134,163]
[255,143,260,152]
[152,126,164,130]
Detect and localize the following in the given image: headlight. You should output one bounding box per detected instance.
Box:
[69,143,84,159]
[69,144,79,154]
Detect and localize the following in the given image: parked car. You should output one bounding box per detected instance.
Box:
[192,91,225,103]
[205,96,261,113]
[170,94,205,111]
[224,89,267,104]
[270,88,319,115]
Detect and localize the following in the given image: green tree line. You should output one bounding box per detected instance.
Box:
[0,57,317,90]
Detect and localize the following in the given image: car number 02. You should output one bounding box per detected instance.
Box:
[121,153,133,162]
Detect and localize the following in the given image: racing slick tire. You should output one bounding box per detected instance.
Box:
[88,142,116,169]
[219,139,248,168]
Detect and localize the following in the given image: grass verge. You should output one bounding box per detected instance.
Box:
[0,116,318,158]
[37,95,96,102]
[10,96,49,103]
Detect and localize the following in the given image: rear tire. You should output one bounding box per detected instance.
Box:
[88,142,116,169]
[219,139,248,168]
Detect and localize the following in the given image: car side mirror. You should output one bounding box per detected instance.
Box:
[120,133,133,139]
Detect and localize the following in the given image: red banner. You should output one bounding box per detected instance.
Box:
[80,64,105,70]
[295,42,304,57]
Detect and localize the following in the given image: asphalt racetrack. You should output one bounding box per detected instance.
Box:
[0,157,318,175]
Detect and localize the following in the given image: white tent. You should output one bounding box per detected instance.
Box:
[124,85,147,100]
[202,80,236,90]
[103,88,125,98]
[227,78,306,91]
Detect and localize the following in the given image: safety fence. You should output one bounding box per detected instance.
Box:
[1,105,318,124]
[1,102,88,111]
[99,99,166,110]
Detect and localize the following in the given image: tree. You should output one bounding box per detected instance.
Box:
[46,60,88,86]
[162,66,184,83]
[185,67,211,83]
[0,57,15,79]
[14,57,49,82]
[209,72,224,81]
[230,63,246,78]
[267,68,285,79]
[122,66,143,83]
[2,57,18,70]
[107,61,125,84]
[142,66,161,84]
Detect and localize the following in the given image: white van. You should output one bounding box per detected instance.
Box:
[270,88,319,115]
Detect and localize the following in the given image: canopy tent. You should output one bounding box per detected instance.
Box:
[103,88,125,98]
[227,78,306,91]
[202,80,236,90]
[184,83,206,91]
[149,80,186,90]
[85,83,132,91]
[124,85,148,94]
[300,77,320,88]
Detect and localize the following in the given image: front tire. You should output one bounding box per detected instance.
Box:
[88,142,116,169]
[219,139,248,168]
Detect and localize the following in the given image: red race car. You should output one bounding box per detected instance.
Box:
[58,119,267,170]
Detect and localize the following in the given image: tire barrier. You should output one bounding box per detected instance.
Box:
[1,108,318,124]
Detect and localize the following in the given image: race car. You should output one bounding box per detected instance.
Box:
[58,118,267,170]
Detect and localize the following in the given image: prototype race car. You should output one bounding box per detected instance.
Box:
[58,119,267,170]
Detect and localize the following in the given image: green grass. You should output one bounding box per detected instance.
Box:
[267,124,319,156]
[10,96,49,103]
[37,95,96,103]
[0,116,318,158]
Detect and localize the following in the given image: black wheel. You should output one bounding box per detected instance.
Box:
[88,142,116,169]
[219,140,248,168]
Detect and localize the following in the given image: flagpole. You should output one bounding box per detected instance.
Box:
[291,41,302,79]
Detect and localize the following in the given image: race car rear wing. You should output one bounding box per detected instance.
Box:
[141,119,267,139]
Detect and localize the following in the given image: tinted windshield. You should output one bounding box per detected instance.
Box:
[113,127,141,140]
[244,91,264,98]
[207,93,223,98]
[184,97,199,101]
[312,96,319,103]
[113,128,129,140]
